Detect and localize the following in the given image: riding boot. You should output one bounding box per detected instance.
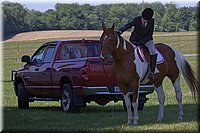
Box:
[148,54,158,80]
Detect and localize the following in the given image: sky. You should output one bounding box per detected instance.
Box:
[3,0,199,12]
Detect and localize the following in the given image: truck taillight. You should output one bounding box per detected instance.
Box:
[81,64,90,81]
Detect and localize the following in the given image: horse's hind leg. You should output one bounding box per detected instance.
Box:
[155,85,165,122]
[173,76,184,121]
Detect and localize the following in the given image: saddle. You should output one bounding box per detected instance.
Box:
[136,45,164,64]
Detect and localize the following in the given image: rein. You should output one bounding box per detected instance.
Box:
[116,34,136,50]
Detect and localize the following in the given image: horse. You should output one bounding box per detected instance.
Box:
[99,23,198,125]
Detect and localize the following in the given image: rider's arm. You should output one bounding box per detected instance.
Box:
[118,18,137,34]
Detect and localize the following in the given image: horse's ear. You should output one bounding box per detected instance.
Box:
[111,23,115,31]
[102,22,106,31]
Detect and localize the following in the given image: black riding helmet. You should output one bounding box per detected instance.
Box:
[142,8,154,20]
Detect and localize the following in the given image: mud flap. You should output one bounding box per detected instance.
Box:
[73,88,86,107]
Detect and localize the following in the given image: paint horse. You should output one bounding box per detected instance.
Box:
[100,23,198,125]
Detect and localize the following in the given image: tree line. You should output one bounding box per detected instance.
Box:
[3,1,198,37]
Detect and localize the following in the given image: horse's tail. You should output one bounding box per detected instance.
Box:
[174,48,199,99]
[182,59,199,99]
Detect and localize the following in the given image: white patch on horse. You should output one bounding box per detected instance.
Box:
[155,67,159,74]
[170,46,183,72]
[123,39,127,50]
[116,36,127,51]
[123,93,133,125]
[170,46,184,121]
[100,52,105,59]
[155,85,165,122]
[104,35,108,40]
[132,97,139,125]
[173,76,184,121]
[116,35,120,49]
[133,48,148,82]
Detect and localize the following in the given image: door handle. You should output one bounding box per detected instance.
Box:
[35,68,39,71]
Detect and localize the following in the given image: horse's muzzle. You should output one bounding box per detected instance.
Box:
[100,53,111,63]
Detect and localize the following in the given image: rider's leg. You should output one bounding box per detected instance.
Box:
[144,40,157,80]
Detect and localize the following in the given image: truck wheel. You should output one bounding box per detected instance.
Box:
[60,84,80,113]
[18,83,29,109]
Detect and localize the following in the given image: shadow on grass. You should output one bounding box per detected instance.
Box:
[3,103,198,132]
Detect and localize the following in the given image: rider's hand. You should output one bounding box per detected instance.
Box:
[137,40,144,45]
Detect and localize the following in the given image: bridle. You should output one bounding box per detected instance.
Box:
[101,30,137,60]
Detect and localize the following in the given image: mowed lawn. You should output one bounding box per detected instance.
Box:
[2,31,199,132]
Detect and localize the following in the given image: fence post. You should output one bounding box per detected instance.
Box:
[16,43,19,61]
[178,33,180,52]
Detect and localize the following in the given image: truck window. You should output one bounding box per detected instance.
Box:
[43,47,55,63]
[31,45,56,64]
[31,46,47,64]
[59,43,101,60]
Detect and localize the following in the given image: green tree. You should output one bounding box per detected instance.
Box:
[84,14,99,30]
[150,2,165,31]
[25,10,47,31]
[108,4,127,28]
[55,3,86,29]
[163,3,179,31]
[176,7,192,31]
[189,19,197,31]
[3,1,198,34]
[161,13,170,31]
[94,4,110,29]
[43,9,59,30]
[3,1,29,36]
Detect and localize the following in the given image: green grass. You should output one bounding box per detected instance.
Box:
[2,31,199,132]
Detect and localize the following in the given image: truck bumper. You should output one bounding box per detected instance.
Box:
[82,84,154,96]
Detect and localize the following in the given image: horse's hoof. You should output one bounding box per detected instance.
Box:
[178,116,183,121]
[156,119,162,123]
[127,120,133,125]
[133,120,138,126]
[133,122,138,126]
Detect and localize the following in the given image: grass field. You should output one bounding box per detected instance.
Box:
[2,31,199,132]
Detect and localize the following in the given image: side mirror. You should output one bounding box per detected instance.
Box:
[21,55,31,64]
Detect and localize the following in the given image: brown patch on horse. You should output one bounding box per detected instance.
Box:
[146,43,179,87]
[112,37,140,97]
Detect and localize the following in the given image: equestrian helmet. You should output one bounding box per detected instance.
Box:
[142,8,154,20]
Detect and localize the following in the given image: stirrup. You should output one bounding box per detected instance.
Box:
[148,72,154,80]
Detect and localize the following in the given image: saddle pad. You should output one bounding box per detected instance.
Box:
[137,47,164,64]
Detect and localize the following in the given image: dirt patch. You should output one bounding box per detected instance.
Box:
[4,30,103,42]
[4,30,198,42]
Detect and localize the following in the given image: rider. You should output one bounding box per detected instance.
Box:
[116,8,157,80]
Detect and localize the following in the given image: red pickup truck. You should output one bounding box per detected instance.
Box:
[13,39,154,112]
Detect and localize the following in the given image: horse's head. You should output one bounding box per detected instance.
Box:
[100,23,118,62]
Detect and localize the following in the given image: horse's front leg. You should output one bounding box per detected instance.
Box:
[131,82,139,126]
[123,93,133,125]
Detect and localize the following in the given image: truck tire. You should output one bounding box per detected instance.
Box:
[60,84,80,113]
[18,83,29,109]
